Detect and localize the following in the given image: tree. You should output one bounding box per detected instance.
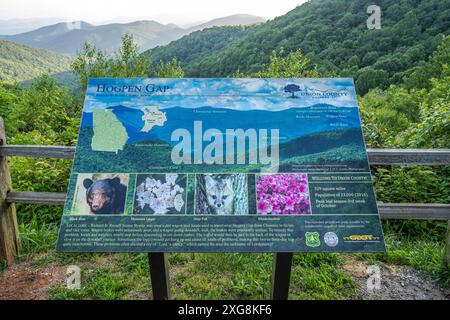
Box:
[71,42,109,91]
[394,64,450,148]
[72,33,184,90]
[5,75,81,144]
[154,58,184,78]
[284,84,301,98]
[256,48,319,78]
[355,67,389,95]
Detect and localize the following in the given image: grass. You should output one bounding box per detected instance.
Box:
[384,237,448,285]
[18,219,58,258]
[356,220,449,287]
[46,252,360,300]
[8,205,449,300]
[290,253,358,299]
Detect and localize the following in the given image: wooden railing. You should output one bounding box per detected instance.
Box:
[1,118,449,266]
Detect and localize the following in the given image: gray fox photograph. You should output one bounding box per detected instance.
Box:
[195,174,248,215]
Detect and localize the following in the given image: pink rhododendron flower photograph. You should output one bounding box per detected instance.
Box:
[256,173,311,215]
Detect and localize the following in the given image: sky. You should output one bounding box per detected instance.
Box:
[0,0,308,26]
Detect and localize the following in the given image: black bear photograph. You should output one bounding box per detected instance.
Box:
[72,174,129,215]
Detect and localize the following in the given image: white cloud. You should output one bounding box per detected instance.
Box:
[83,78,359,112]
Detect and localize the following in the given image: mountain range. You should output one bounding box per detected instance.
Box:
[2,0,449,93]
[0,17,70,35]
[0,14,266,55]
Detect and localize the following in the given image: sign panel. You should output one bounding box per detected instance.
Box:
[56,78,385,252]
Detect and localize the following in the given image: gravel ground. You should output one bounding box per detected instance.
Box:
[343,258,449,300]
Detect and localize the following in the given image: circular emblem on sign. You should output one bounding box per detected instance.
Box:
[324,232,339,247]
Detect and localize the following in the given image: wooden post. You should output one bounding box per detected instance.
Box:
[0,117,20,265]
[148,253,171,300]
[271,252,293,300]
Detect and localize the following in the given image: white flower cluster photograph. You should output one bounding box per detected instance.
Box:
[133,174,186,214]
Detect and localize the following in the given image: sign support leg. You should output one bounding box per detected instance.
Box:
[271,252,293,300]
[148,252,171,300]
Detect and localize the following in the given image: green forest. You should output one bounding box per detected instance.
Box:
[146,0,450,94]
[0,40,72,83]
[0,0,449,299]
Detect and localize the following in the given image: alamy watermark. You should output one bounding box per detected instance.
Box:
[66,21,81,30]
[367,5,381,30]
[66,265,81,290]
[170,121,280,173]
[366,265,381,292]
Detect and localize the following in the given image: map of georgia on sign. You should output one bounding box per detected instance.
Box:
[56,78,386,253]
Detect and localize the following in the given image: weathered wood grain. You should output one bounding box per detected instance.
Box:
[366,148,450,165]
[377,203,450,220]
[6,191,67,205]
[0,118,21,265]
[0,145,75,159]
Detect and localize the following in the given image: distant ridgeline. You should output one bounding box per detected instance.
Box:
[74,78,368,173]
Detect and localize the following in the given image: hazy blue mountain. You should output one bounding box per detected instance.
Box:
[0,14,267,55]
[0,17,69,35]
[0,20,186,55]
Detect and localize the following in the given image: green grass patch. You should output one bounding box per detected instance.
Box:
[18,219,58,258]
[289,253,357,300]
[385,235,448,286]
[355,221,449,287]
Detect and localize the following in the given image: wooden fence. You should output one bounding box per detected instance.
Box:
[1,117,450,268]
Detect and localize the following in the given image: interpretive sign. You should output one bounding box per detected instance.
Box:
[56,78,385,252]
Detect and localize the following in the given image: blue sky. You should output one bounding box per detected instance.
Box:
[83,78,358,113]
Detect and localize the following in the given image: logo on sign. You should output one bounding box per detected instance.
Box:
[283,83,348,99]
[323,232,339,247]
[305,232,320,247]
[344,235,380,241]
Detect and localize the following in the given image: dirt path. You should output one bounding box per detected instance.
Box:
[0,261,67,300]
[343,258,449,300]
